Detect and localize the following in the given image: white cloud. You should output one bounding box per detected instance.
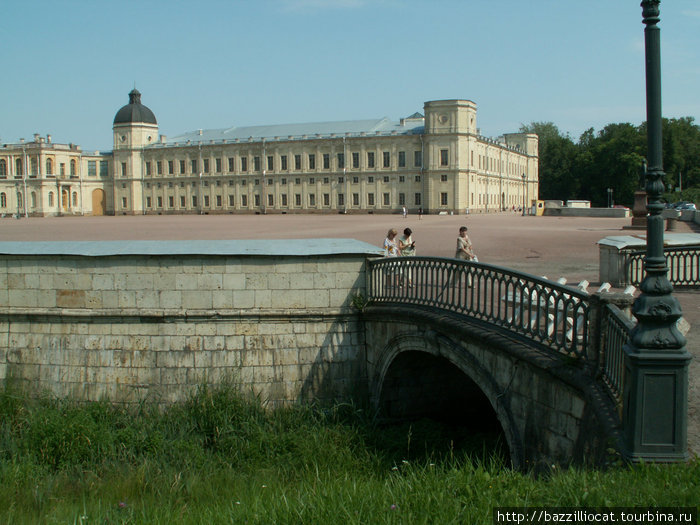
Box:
[680,9,700,19]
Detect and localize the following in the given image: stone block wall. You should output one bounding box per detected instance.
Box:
[0,240,377,405]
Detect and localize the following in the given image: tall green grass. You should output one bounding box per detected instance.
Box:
[0,383,697,524]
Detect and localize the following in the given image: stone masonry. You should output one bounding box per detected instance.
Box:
[0,239,381,405]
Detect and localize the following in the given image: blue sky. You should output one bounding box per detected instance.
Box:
[2,0,699,152]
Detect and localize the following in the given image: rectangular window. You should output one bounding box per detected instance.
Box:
[383,176,389,183]
[254,194,260,207]
[281,155,288,170]
[87,160,97,176]
[169,196,174,207]
[216,195,222,207]
[398,151,406,167]
[157,161,162,175]
[99,161,108,177]
[216,158,222,173]
[441,174,448,182]
[323,177,329,184]
[281,178,287,185]
[352,193,359,206]
[368,176,374,183]
[295,154,301,170]
[309,177,315,184]
[121,162,127,177]
[168,160,174,174]
[254,156,261,171]
[295,194,301,206]
[399,175,405,183]
[323,193,330,206]
[180,160,185,173]
[157,196,163,208]
[367,193,375,206]
[229,195,234,206]
[268,194,274,206]
[415,175,421,182]
[146,162,152,176]
[383,151,390,168]
[281,194,288,206]
[241,157,248,172]
[146,196,152,208]
[399,193,405,205]
[441,192,448,205]
[122,196,128,208]
[353,176,359,184]
[180,195,186,207]
[367,152,375,168]
[323,153,329,169]
[191,159,198,173]
[241,194,248,207]
[338,193,345,206]
[192,195,198,208]
[295,178,301,185]
[204,159,210,173]
[352,152,359,168]
[337,153,345,169]
[415,193,421,205]
[338,176,344,183]
[309,194,316,206]
[440,149,448,166]
[228,157,234,172]
[414,150,422,167]
[204,195,210,207]
[383,193,390,206]
[309,154,316,170]
[267,156,274,171]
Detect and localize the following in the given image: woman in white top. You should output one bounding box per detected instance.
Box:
[383,228,399,257]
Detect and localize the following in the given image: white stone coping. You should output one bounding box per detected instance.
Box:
[597,233,700,250]
[0,239,384,258]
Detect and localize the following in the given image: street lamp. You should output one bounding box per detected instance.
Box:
[622,0,690,463]
[607,187,613,208]
[521,173,526,216]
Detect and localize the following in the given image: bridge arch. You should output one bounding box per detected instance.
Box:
[364,305,623,470]
[372,331,523,468]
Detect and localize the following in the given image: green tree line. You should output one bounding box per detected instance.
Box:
[521,117,700,207]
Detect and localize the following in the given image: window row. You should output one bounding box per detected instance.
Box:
[141,150,425,177]
[0,158,107,177]
[140,191,425,210]
[141,174,423,189]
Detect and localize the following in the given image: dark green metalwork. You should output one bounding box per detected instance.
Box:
[622,0,691,462]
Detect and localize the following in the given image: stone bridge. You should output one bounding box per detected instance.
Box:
[0,240,645,468]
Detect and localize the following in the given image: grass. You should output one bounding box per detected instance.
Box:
[0,383,698,524]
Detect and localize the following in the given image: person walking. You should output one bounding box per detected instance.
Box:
[398,227,416,286]
[455,226,475,261]
[402,206,407,219]
[383,228,400,287]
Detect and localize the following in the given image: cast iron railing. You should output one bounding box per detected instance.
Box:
[367,257,591,359]
[366,256,636,406]
[599,303,634,404]
[626,245,700,287]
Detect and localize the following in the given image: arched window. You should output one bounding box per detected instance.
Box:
[15,158,22,175]
[48,192,54,207]
[0,159,6,177]
[46,158,53,175]
[70,159,77,176]
[0,193,6,208]
[30,157,38,175]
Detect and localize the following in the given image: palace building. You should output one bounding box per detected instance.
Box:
[0,90,538,217]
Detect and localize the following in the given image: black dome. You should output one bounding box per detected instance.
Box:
[113,89,157,125]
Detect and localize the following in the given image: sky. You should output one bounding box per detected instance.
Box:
[2,0,699,152]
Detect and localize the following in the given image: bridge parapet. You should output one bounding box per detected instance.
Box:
[0,239,381,405]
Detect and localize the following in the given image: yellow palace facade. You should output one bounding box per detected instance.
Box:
[0,90,538,217]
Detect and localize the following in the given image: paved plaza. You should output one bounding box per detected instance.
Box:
[1,212,698,456]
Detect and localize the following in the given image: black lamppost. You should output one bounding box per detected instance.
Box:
[521,173,526,216]
[607,187,613,208]
[622,0,690,462]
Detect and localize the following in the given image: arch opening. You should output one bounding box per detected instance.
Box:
[377,350,508,463]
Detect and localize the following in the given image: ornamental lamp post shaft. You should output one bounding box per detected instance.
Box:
[622,0,691,462]
[521,173,526,216]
